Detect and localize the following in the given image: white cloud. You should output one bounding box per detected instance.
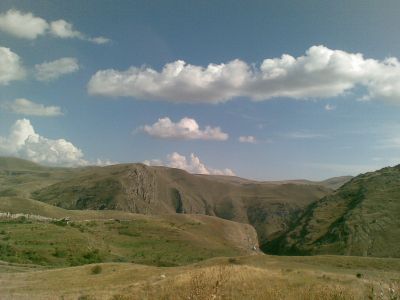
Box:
[0,9,109,44]
[49,20,83,39]
[325,104,336,111]
[238,135,257,143]
[0,119,87,166]
[141,117,228,140]
[3,98,63,117]
[88,45,400,104]
[0,46,25,85]
[88,59,249,103]
[0,9,48,39]
[144,152,235,176]
[35,57,79,81]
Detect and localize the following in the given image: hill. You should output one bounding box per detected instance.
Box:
[0,157,78,199]
[0,197,258,267]
[266,165,400,258]
[319,176,354,190]
[27,161,332,248]
[0,156,45,171]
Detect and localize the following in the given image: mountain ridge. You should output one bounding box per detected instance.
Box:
[265,165,400,258]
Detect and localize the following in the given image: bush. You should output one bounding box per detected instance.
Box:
[228,257,238,264]
[83,249,102,263]
[91,265,102,275]
[51,219,68,227]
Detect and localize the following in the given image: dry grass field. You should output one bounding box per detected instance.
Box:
[1,254,399,299]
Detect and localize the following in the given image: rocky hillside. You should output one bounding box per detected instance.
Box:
[24,162,331,248]
[266,165,400,258]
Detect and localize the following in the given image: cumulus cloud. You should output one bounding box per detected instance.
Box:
[141,117,228,140]
[238,135,257,143]
[0,9,109,44]
[49,19,83,39]
[88,59,248,103]
[88,45,400,104]
[35,57,79,81]
[2,98,63,117]
[144,152,235,176]
[0,9,48,39]
[0,119,87,166]
[0,46,25,85]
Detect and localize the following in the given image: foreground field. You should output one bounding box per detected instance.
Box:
[0,254,399,299]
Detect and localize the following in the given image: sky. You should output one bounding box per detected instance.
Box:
[1,0,400,180]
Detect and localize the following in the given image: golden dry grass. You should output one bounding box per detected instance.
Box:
[117,264,400,300]
[128,265,361,300]
[2,255,399,300]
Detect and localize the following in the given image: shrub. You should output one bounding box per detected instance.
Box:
[91,265,102,275]
[228,257,238,264]
[83,249,102,263]
[51,219,68,227]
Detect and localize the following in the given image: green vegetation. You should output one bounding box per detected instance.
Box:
[266,165,400,257]
[0,216,253,267]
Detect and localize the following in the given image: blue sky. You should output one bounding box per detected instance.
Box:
[1,0,400,180]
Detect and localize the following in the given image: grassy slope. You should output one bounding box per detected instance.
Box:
[0,255,399,299]
[0,197,258,268]
[0,157,79,199]
[268,165,400,258]
[0,157,47,171]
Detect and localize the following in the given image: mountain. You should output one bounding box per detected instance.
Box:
[266,165,400,258]
[0,157,334,248]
